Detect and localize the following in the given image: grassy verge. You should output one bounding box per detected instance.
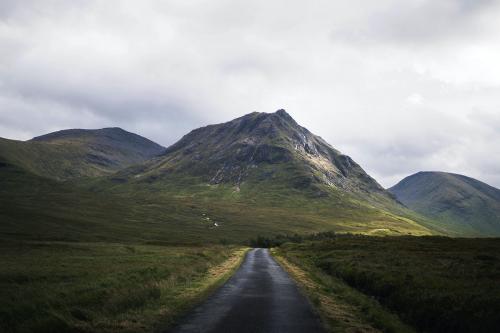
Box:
[0,241,247,333]
[271,248,413,333]
[275,236,500,333]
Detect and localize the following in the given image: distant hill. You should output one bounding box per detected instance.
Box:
[0,128,165,180]
[389,172,500,236]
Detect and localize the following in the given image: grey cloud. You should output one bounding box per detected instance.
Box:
[330,0,498,45]
[0,0,499,188]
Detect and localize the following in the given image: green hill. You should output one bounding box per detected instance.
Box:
[389,171,500,236]
[0,127,165,180]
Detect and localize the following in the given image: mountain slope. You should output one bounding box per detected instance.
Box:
[123,110,392,201]
[389,171,500,236]
[0,127,165,180]
[0,160,218,243]
[103,110,433,236]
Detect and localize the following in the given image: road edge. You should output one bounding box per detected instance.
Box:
[271,247,414,333]
[158,247,250,332]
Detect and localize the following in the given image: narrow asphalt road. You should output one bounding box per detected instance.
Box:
[168,248,325,333]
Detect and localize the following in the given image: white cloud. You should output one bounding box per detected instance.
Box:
[407,93,424,105]
[0,0,499,188]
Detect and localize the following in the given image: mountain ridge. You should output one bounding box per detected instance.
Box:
[0,127,165,180]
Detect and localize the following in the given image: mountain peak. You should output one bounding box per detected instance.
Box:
[272,108,297,125]
[31,127,127,142]
[238,109,294,125]
[274,108,289,117]
[135,111,389,202]
[30,127,164,149]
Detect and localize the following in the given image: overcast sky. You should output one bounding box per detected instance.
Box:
[1,0,500,188]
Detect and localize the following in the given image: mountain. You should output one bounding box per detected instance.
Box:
[0,127,165,180]
[389,171,500,236]
[103,110,433,237]
[122,110,391,200]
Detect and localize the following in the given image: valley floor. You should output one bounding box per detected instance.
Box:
[0,241,246,333]
[2,236,500,333]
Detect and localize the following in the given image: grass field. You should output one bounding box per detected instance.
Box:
[272,248,414,333]
[276,236,500,333]
[0,161,433,247]
[0,241,246,333]
[3,147,490,333]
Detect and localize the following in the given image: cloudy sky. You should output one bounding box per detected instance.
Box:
[1,0,500,188]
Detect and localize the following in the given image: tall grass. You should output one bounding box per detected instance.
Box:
[0,241,241,333]
[278,236,500,333]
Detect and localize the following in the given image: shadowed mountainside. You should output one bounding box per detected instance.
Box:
[389,171,500,236]
[0,127,165,180]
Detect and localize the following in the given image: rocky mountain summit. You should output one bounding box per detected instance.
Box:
[127,110,393,204]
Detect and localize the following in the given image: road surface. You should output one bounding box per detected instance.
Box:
[169,248,325,333]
